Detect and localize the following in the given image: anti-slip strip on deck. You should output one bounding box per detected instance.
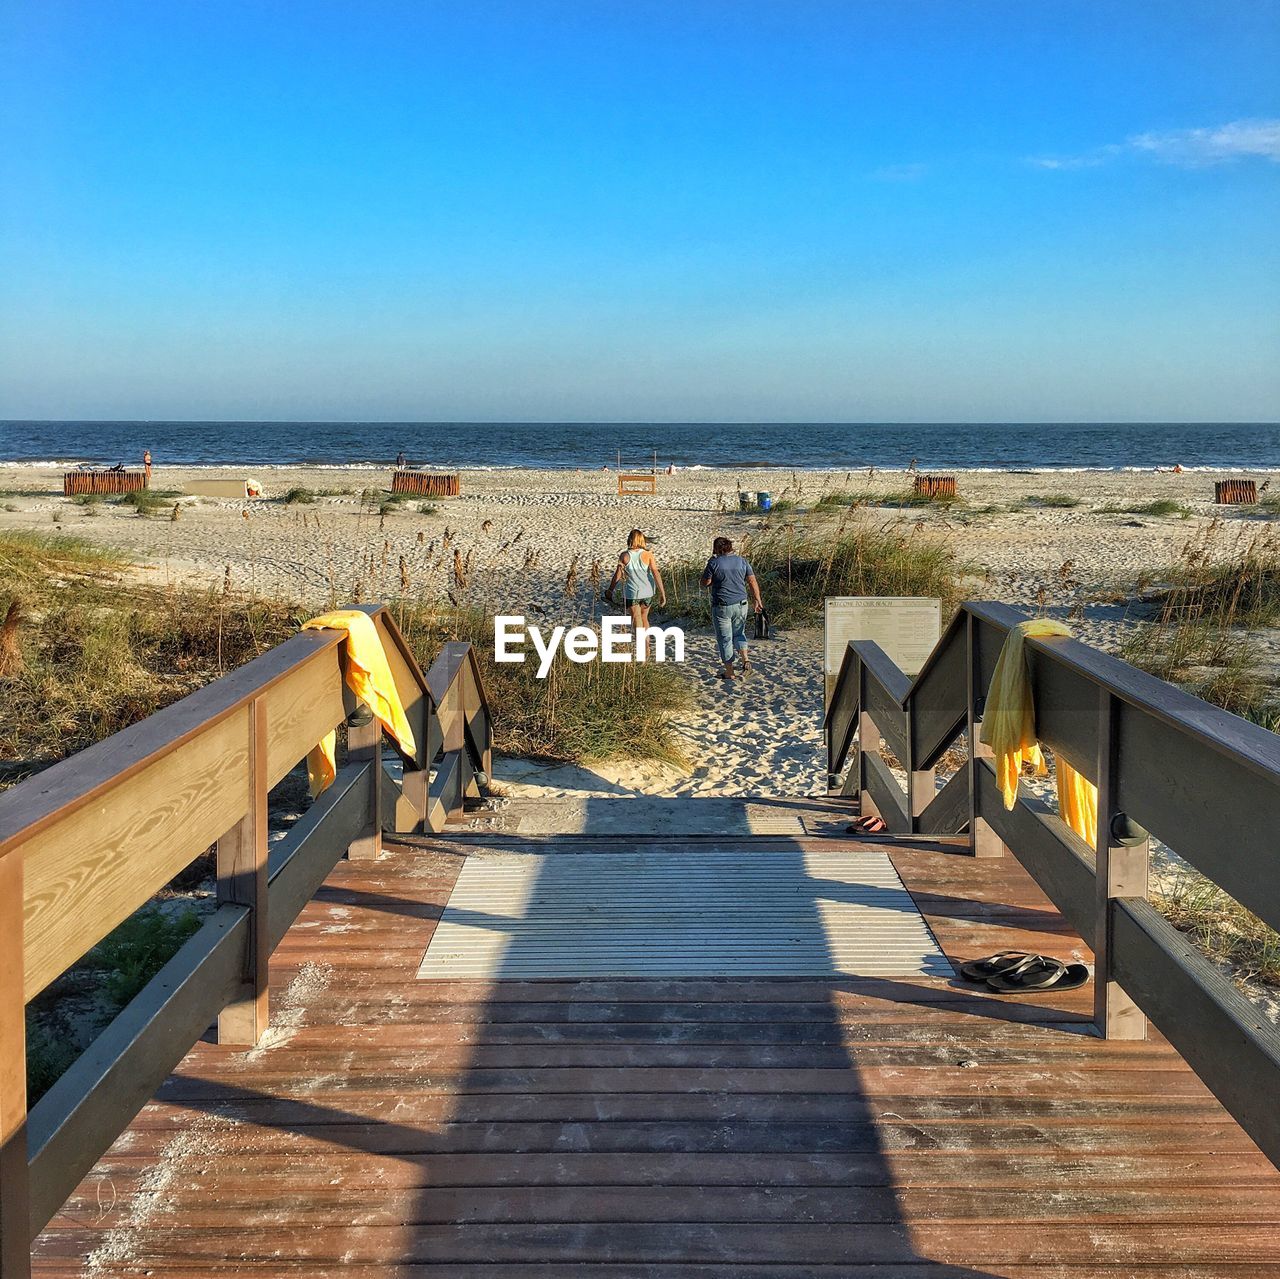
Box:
[417,849,953,979]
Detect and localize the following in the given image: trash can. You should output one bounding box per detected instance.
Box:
[738,491,755,512]
[757,490,773,512]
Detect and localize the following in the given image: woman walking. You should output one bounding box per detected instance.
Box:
[701,537,764,679]
[607,529,666,652]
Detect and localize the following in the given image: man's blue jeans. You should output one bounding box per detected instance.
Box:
[712,601,749,664]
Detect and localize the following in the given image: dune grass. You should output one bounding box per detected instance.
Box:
[0,530,692,780]
[392,602,691,767]
[665,509,965,628]
[0,532,304,778]
[1099,498,1192,518]
[811,488,963,512]
[1153,873,1280,989]
[1027,493,1081,508]
[1121,524,1280,731]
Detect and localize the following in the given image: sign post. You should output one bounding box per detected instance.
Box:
[823,597,942,705]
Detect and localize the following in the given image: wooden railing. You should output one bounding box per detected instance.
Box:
[0,604,491,1277]
[826,600,1280,1170]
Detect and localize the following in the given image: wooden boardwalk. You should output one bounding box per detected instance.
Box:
[34,827,1280,1276]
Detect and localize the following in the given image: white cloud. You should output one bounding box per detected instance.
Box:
[1129,119,1280,165]
[1029,118,1280,171]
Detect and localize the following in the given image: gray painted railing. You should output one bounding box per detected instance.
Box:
[0,606,492,1278]
[825,600,1280,1171]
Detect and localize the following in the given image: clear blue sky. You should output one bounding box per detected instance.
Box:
[1,1,1278,421]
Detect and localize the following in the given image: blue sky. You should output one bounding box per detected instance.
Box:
[1,0,1278,421]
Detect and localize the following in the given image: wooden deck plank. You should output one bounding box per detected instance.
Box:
[33,834,1280,1276]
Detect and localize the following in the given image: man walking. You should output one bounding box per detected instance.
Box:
[701,537,764,679]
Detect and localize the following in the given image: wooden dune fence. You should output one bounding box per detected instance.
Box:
[0,603,492,1278]
[824,598,1280,1172]
[911,474,956,500]
[62,471,147,497]
[390,471,460,498]
[1215,479,1257,505]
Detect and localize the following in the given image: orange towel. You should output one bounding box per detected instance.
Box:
[979,619,1097,845]
[302,610,417,796]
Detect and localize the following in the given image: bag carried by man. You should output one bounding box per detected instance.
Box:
[752,608,771,641]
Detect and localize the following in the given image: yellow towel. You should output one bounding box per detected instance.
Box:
[979,619,1097,845]
[302,610,417,796]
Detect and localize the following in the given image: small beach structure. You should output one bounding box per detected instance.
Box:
[1215,478,1257,505]
[62,468,148,497]
[911,473,957,500]
[390,470,461,498]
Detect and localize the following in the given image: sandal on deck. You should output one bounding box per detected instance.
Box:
[957,951,1038,983]
[846,815,887,834]
[985,957,1090,994]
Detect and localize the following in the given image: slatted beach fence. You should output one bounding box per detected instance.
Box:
[1215,478,1258,504]
[911,473,957,500]
[825,599,1280,1170]
[61,471,147,497]
[389,471,461,498]
[0,604,491,1279]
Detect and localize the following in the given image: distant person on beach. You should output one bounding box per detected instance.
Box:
[701,536,763,680]
[607,529,666,650]
[395,450,406,469]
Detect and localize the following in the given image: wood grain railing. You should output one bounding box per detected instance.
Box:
[825,600,1280,1170]
[0,604,491,1277]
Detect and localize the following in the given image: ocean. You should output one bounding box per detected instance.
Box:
[1,420,1278,473]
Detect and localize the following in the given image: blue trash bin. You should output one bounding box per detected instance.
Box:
[757,490,773,512]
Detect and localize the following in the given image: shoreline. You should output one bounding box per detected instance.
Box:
[4,459,1279,475]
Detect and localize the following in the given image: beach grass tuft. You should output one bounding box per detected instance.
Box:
[1099,498,1192,518]
[1154,872,1280,988]
[1121,523,1280,729]
[394,603,692,767]
[666,509,966,628]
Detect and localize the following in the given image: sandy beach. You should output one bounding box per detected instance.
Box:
[5,460,1278,801]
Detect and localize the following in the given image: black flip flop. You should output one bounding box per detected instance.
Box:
[986,957,1090,993]
[957,951,1038,983]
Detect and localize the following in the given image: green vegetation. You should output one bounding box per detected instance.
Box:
[1121,525,1280,731]
[96,905,203,1005]
[0,532,300,774]
[1027,493,1081,508]
[1099,499,1192,518]
[25,904,203,1101]
[1154,872,1280,988]
[810,488,964,512]
[281,485,356,504]
[117,488,182,516]
[812,491,868,509]
[391,603,692,767]
[665,510,965,629]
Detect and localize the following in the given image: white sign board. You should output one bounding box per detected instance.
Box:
[824,597,942,702]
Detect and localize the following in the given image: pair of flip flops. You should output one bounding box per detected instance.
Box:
[958,950,1090,993]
